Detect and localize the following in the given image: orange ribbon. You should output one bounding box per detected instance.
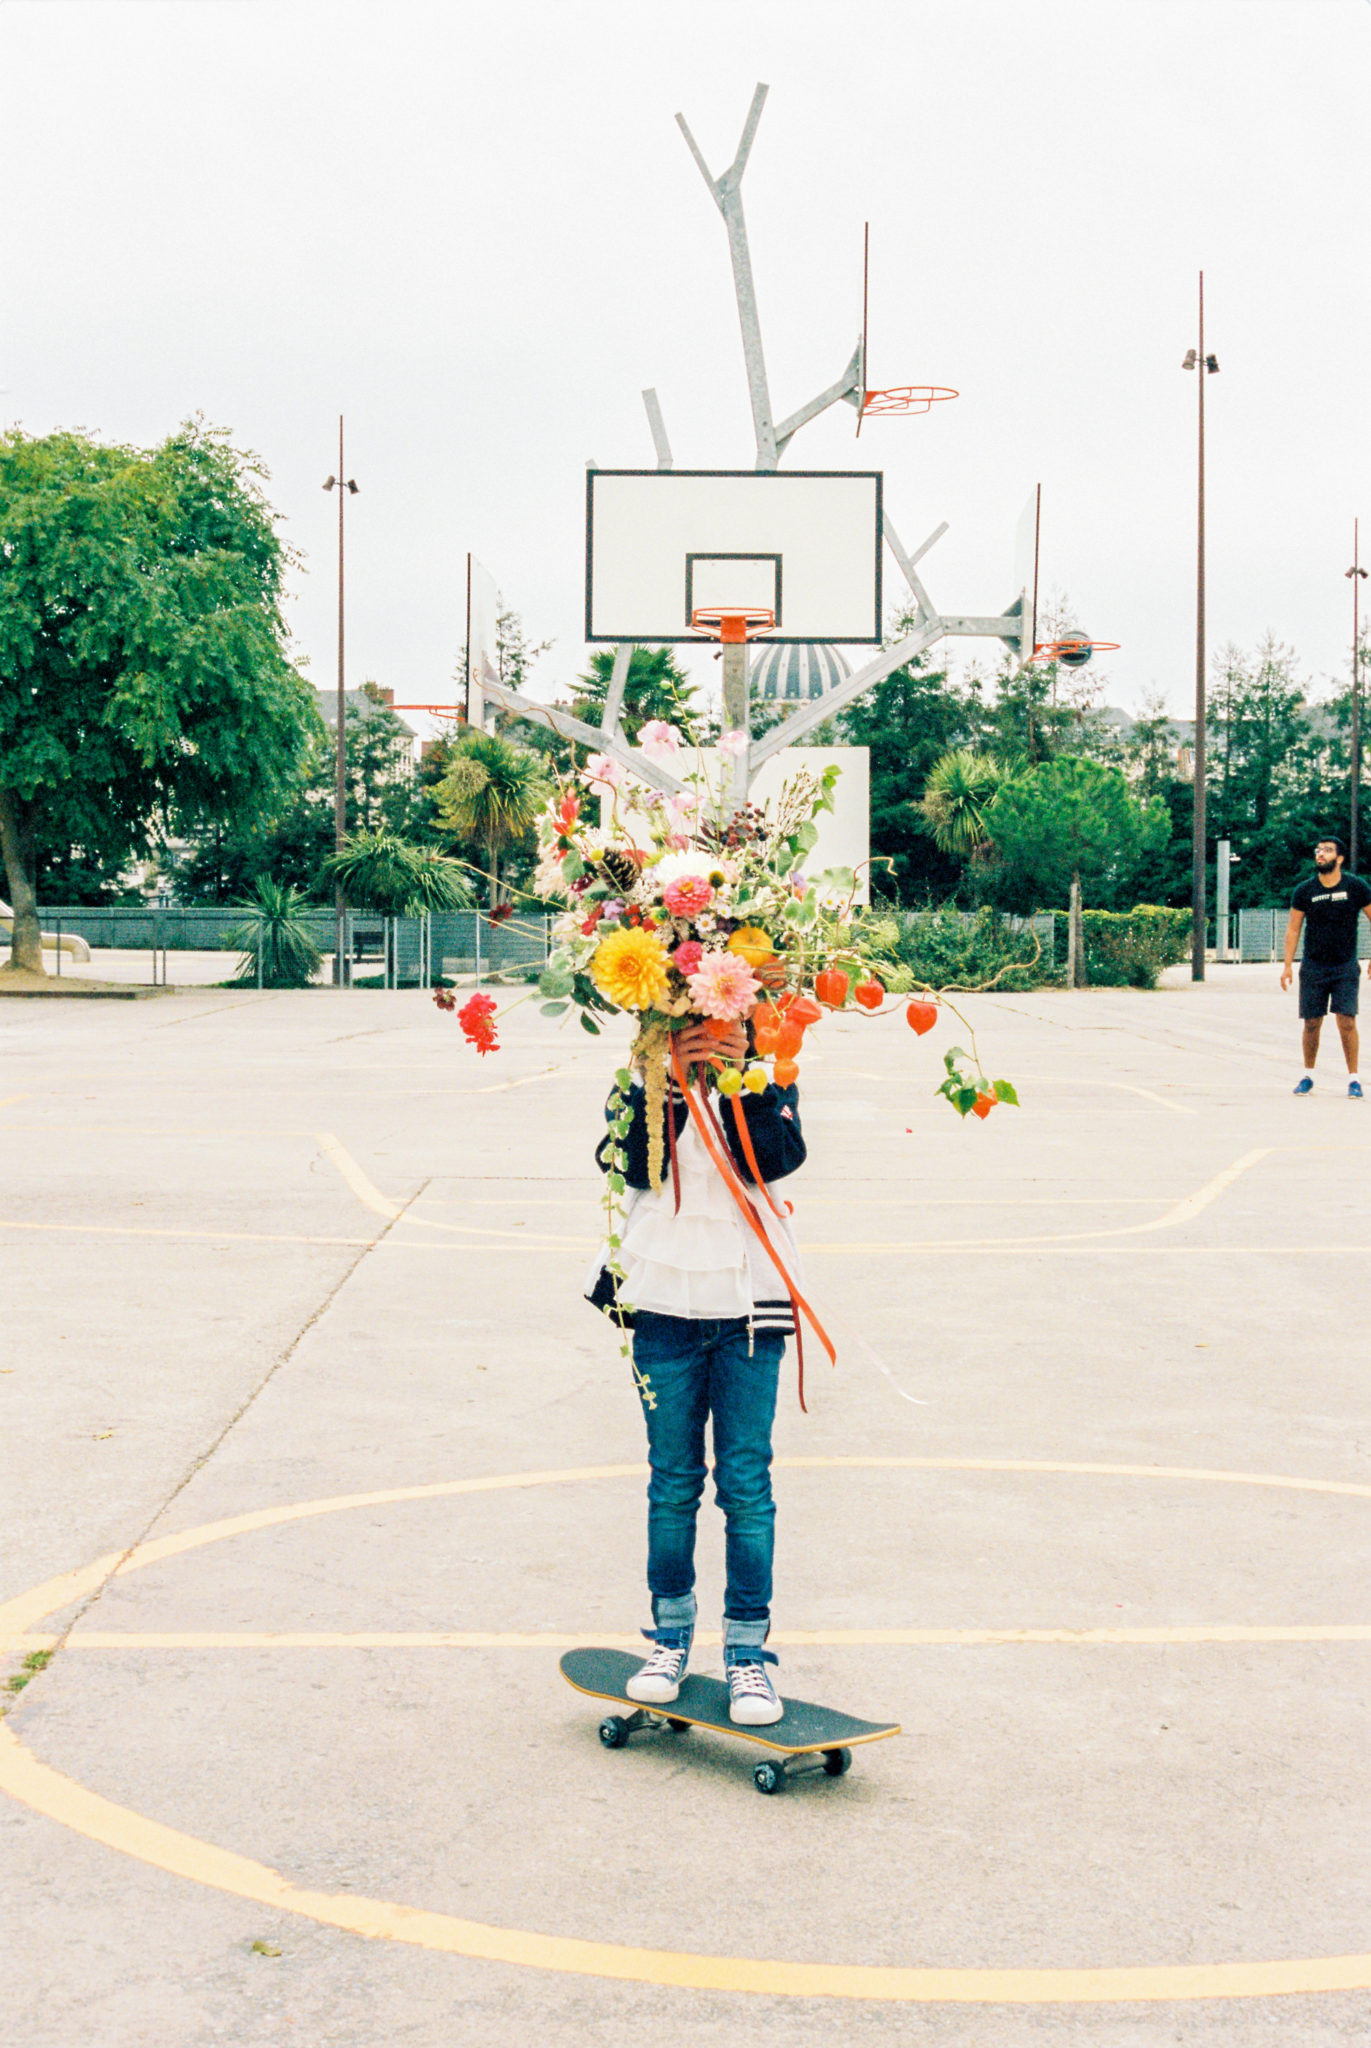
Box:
[669,1044,835,1412]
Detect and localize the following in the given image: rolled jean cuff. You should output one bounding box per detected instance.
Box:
[653,1592,697,1630]
[723,1615,770,1649]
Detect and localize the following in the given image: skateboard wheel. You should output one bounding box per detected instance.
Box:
[598,1716,629,1749]
[666,1717,691,1733]
[823,1747,852,1777]
[753,1761,785,1795]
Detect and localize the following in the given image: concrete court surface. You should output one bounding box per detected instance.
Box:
[2,967,1369,2048]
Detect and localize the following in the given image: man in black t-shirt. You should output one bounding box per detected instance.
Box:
[1281,836,1371,1096]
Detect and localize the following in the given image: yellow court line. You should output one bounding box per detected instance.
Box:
[6,1623,1370,1653]
[2,1723,1370,2004]
[7,1457,1369,1642]
[5,1457,1371,2003]
[0,1218,375,1250]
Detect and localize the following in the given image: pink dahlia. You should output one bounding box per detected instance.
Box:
[687,951,760,1022]
[672,939,704,976]
[663,874,714,917]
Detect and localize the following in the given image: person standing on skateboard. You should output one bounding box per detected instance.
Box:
[587,1016,806,1727]
[1282,836,1371,1096]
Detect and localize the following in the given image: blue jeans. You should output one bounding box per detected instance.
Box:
[631,1311,785,1633]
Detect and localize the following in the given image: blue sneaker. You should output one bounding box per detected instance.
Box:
[625,1627,692,1704]
[726,1647,783,1726]
[1350,1080,1363,1099]
[1293,1077,1314,1095]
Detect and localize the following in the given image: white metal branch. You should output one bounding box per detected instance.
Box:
[773,342,864,457]
[641,389,672,470]
[882,515,947,631]
[748,622,945,765]
[482,679,686,797]
[601,642,634,739]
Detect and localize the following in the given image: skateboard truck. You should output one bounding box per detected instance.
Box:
[597,1708,853,1794]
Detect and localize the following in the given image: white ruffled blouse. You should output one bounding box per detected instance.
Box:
[604,1114,802,1323]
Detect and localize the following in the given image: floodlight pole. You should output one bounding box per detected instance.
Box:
[1347,518,1367,871]
[1182,275,1218,983]
[323,423,361,984]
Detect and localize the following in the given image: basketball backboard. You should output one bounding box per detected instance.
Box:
[585,469,882,644]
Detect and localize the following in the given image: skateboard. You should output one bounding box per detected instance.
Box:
[560,1646,900,1795]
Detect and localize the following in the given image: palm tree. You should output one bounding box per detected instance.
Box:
[320,832,473,916]
[435,733,546,905]
[917,749,1006,861]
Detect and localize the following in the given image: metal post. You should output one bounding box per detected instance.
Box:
[474,910,481,988]
[334,416,349,987]
[721,639,751,814]
[1192,272,1208,983]
[1216,838,1231,961]
[55,916,61,977]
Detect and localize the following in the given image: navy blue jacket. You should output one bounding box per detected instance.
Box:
[597,1079,806,1190]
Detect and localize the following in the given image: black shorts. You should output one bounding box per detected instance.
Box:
[1299,959,1360,1019]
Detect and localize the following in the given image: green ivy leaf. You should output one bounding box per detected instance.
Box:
[992,1079,1019,1106]
[607,1173,625,1194]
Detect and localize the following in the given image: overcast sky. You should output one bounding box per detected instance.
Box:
[3,0,1369,731]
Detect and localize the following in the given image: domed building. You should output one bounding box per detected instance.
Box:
[750,641,852,703]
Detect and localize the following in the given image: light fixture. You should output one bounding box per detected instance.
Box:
[323,475,358,494]
[1182,349,1197,370]
[1205,354,1220,374]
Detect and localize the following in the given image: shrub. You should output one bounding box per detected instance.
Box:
[1049,905,1190,988]
[227,879,323,988]
[859,906,1056,993]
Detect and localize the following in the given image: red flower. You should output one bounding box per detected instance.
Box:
[580,903,606,937]
[487,904,514,925]
[457,991,500,1054]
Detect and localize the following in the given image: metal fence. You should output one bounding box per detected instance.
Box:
[1234,909,1371,964]
[30,904,553,987]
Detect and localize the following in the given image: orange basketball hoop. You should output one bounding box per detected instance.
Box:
[858,384,959,428]
[1031,637,1121,667]
[690,606,777,645]
[856,228,959,435]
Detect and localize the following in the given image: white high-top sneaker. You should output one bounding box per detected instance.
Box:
[726,1651,783,1726]
[625,1629,692,1704]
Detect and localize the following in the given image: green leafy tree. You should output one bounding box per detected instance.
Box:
[835,652,979,899]
[0,422,317,971]
[435,731,547,904]
[985,755,1168,914]
[176,686,440,903]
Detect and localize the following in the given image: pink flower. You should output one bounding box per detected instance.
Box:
[639,720,684,764]
[663,874,714,917]
[583,753,625,792]
[666,791,700,832]
[718,729,749,758]
[687,951,760,1022]
[672,940,704,976]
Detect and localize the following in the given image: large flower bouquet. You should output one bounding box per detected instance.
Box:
[439,727,1018,1123]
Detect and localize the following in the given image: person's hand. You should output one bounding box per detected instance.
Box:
[675,1019,747,1068]
[1280,963,1293,991]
